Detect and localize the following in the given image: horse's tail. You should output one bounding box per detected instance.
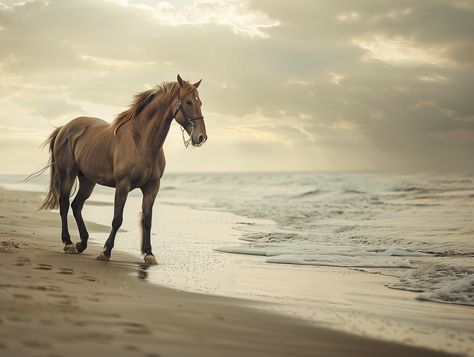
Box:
[39,127,62,210]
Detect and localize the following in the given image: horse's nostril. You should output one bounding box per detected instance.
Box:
[198,134,205,143]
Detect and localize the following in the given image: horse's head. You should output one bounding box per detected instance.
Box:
[174,74,207,147]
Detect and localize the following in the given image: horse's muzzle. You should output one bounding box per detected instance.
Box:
[197,134,207,145]
[192,134,207,147]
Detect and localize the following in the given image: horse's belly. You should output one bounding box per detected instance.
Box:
[96,178,117,188]
[78,168,115,187]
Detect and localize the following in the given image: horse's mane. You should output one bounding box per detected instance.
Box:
[112,81,195,135]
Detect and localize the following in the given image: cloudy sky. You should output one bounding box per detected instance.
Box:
[0,0,473,174]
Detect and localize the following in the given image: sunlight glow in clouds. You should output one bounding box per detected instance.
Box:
[210,109,316,145]
[369,8,412,22]
[79,55,157,69]
[416,74,448,83]
[0,0,472,173]
[337,11,360,22]
[328,119,358,131]
[327,71,345,85]
[353,35,454,67]
[109,0,280,38]
[287,79,315,86]
[416,101,474,123]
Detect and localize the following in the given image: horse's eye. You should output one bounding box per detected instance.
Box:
[186,100,192,106]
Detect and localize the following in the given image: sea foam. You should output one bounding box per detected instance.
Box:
[216,244,422,268]
[416,275,474,306]
[387,264,474,306]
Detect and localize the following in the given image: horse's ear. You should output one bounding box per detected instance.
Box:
[193,79,202,88]
[177,74,184,87]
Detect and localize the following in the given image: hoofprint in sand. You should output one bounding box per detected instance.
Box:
[0,187,469,357]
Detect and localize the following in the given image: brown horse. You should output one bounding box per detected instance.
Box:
[39,75,207,265]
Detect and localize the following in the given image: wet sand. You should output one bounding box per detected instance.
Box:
[0,188,455,357]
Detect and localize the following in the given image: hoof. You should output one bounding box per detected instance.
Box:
[144,255,158,266]
[63,243,77,254]
[76,242,87,254]
[96,252,110,261]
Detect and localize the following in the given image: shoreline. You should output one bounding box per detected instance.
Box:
[0,187,456,357]
[75,184,474,356]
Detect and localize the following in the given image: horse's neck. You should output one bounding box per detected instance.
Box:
[134,95,174,154]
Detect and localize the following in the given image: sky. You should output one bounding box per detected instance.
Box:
[0,0,473,174]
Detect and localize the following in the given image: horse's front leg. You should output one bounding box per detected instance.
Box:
[97,181,130,261]
[141,181,160,265]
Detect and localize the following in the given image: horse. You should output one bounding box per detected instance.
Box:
[39,75,207,265]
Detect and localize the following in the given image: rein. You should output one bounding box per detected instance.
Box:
[173,96,204,148]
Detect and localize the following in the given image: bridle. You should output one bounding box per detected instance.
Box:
[173,94,205,148]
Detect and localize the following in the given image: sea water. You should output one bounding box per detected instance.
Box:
[2,172,474,354]
[160,172,474,307]
[2,172,473,306]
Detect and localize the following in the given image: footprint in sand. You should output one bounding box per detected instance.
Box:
[123,322,152,336]
[85,296,101,302]
[79,332,113,342]
[39,319,56,326]
[47,293,75,300]
[125,328,152,335]
[8,316,31,323]
[57,268,74,275]
[35,264,52,271]
[79,275,98,282]
[15,256,30,266]
[120,321,147,328]
[0,240,22,252]
[22,340,51,349]
[124,345,141,352]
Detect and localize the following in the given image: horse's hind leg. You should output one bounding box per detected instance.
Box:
[72,176,95,253]
[59,172,78,253]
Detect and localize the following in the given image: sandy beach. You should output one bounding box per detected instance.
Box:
[0,187,458,357]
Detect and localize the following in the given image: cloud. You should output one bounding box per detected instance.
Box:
[416,73,448,83]
[352,35,454,67]
[327,71,345,85]
[210,109,316,145]
[337,11,360,22]
[78,55,157,69]
[0,125,48,142]
[327,119,358,131]
[430,129,474,142]
[369,8,413,22]
[0,0,472,173]
[415,101,474,123]
[287,79,315,86]
[107,0,280,38]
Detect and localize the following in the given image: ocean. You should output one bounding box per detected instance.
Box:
[152,172,474,307]
[2,172,473,307]
[189,172,474,306]
[2,171,474,354]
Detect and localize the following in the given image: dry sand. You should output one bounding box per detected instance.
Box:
[0,188,455,357]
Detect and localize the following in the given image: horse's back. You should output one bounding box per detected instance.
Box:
[62,116,110,132]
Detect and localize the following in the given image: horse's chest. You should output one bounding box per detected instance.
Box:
[129,164,158,189]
